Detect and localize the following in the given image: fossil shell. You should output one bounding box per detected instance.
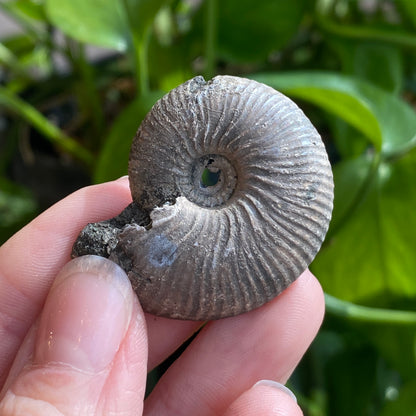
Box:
[118,75,333,320]
[72,75,334,320]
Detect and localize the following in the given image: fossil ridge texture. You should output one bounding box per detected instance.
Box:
[72,75,334,320]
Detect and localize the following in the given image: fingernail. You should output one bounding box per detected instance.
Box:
[35,255,133,372]
[253,380,297,403]
[116,175,129,182]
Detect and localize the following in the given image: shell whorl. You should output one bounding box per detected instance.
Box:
[114,75,334,320]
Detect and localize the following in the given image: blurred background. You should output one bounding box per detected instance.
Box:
[1,0,416,414]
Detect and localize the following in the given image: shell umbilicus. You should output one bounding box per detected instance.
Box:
[72,75,334,320]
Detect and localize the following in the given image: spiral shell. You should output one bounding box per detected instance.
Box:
[105,75,334,320]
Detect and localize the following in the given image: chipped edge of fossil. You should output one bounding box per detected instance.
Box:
[71,76,228,265]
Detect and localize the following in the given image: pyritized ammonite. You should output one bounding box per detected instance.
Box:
[72,75,334,320]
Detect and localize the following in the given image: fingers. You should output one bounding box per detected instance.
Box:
[0,256,148,416]
[0,177,199,385]
[145,316,202,370]
[223,381,302,416]
[0,178,132,385]
[144,270,324,416]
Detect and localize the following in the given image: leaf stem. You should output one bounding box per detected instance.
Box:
[0,86,94,167]
[317,16,416,49]
[0,43,31,79]
[121,0,151,96]
[0,2,44,41]
[66,39,105,142]
[135,27,151,96]
[325,293,416,327]
[204,0,218,79]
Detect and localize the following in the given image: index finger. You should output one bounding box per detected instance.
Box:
[0,179,132,385]
[0,179,201,386]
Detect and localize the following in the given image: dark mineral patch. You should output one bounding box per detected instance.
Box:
[71,202,150,259]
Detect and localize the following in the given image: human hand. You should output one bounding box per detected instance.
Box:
[0,177,324,415]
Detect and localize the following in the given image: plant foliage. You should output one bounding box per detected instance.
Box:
[1,0,416,414]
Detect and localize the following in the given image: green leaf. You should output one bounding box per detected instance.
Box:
[331,39,404,94]
[312,150,416,303]
[45,0,129,51]
[123,0,170,37]
[327,118,368,159]
[327,153,375,236]
[94,92,163,183]
[251,72,416,156]
[147,35,193,92]
[0,0,45,39]
[395,0,416,28]
[0,42,29,78]
[317,14,416,49]
[323,41,405,159]
[0,34,53,82]
[11,0,47,21]
[216,0,307,62]
[381,380,416,416]
[352,43,403,94]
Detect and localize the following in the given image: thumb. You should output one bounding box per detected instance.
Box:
[0,255,148,416]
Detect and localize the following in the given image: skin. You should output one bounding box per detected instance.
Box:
[0,177,325,415]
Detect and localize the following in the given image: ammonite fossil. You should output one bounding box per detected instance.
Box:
[72,75,334,320]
